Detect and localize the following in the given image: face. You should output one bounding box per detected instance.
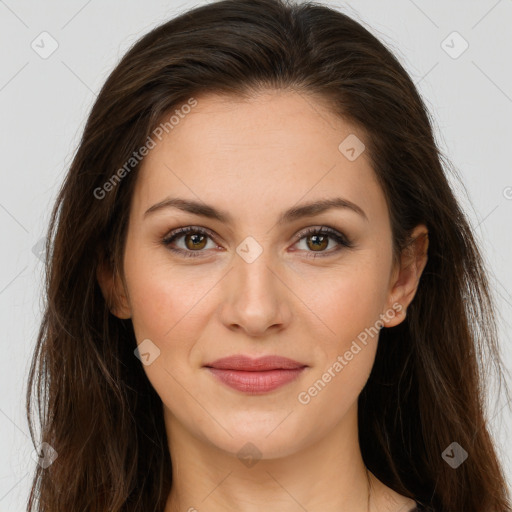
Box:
[98,90,427,460]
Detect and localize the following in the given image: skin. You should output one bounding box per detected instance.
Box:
[97,89,429,512]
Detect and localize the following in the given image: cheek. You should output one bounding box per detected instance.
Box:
[123,247,210,413]
[293,254,389,400]
[124,243,213,342]
[293,253,391,347]
[126,269,179,343]
[295,268,386,423]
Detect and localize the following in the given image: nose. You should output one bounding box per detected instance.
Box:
[218,249,293,338]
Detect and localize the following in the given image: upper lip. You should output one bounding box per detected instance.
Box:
[204,355,307,371]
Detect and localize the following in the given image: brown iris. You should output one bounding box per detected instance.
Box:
[306,233,329,252]
[184,232,208,250]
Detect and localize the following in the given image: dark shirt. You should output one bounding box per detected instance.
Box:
[410,503,433,511]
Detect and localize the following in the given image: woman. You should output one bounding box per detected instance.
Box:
[26,0,511,510]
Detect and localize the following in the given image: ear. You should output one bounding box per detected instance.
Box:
[96,248,132,319]
[382,224,429,328]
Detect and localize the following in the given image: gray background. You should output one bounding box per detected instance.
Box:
[0,1,511,509]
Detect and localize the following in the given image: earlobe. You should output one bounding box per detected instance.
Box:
[384,303,407,329]
[382,225,429,328]
[96,252,132,319]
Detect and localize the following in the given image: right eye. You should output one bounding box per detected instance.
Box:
[162,226,219,258]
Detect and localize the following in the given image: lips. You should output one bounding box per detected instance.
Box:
[204,354,306,371]
[204,355,307,394]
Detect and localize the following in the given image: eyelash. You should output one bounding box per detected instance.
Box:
[162,225,354,259]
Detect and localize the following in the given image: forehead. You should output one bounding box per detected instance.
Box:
[133,90,386,226]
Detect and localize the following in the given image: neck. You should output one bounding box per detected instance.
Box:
[163,401,375,512]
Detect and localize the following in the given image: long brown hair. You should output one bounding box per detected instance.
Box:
[26,0,511,510]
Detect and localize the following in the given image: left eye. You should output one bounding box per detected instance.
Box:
[292,226,354,258]
[162,226,353,259]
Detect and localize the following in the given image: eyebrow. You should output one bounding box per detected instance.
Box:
[144,196,368,224]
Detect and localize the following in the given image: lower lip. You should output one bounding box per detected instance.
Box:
[206,367,306,394]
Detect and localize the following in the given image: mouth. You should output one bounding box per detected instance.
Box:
[203,355,308,394]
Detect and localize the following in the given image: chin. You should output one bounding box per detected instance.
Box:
[200,414,313,462]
